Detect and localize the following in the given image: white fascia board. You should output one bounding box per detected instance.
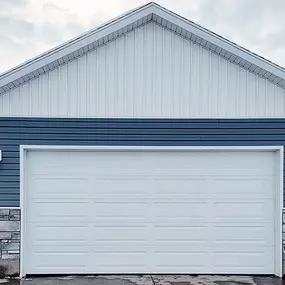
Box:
[151,5,285,81]
[0,3,155,87]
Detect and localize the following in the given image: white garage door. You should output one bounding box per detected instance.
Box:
[23,148,279,275]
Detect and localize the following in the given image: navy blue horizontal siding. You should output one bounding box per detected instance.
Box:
[1,117,285,207]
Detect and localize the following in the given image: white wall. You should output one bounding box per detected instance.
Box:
[1,21,285,118]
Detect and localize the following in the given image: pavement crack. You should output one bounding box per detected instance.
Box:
[150,275,156,285]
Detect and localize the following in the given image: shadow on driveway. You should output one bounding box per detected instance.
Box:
[1,275,283,285]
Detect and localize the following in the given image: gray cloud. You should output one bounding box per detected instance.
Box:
[0,0,27,8]
[191,0,285,66]
[40,2,88,45]
[65,22,86,37]
[41,22,87,45]
[41,24,63,45]
[0,15,35,38]
[42,2,68,13]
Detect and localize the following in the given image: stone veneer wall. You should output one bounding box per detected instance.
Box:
[0,208,20,276]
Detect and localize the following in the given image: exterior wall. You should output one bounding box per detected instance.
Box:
[1,22,285,118]
[0,117,285,276]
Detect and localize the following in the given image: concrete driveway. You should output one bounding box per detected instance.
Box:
[0,275,283,285]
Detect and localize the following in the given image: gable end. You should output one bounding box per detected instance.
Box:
[1,2,285,96]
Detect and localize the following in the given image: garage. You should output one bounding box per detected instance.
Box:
[1,2,285,278]
[21,146,283,276]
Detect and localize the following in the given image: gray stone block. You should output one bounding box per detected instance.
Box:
[11,232,20,240]
[0,259,19,276]
[1,243,19,251]
[0,216,8,221]
[7,251,19,254]
[9,215,20,221]
[0,221,20,231]
[0,210,9,216]
[2,253,19,260]
[9,210,20,216]
[0,232,11,240]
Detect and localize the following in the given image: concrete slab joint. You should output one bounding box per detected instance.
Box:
[0,208,20,277]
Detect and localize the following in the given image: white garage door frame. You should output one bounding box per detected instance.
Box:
[19,145,284,277]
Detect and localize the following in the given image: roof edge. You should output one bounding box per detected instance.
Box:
[1,2,285,93]
[152,4,285,79]
[0,2,156,86]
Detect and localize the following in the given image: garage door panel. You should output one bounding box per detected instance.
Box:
[27,201,89,223]
[213,241,274,250]
[92,244,148,252]
[153,226,206,241]
[28,224,89,245]
[93,202,147,218]
[93,241,148,248]
[24,150,278,275]
[154,178,208,197]
[92,179,149,197]
[27,246,89,272]
[154,241,207,248]
[93,226,147,241]
[204,151,275,171]
[92,252,147,267]
[27,176,89,199]
[212,177,275,198]
[30,267,88,275]
[95,266,147,273]
[154,202,207,218]
[213,224,274,244]
[213,201,274,221]
[27,260,88,274]
[92,197,148,204]
[93,218,148,224]
[213,251,274,269]
[153,252,207,267]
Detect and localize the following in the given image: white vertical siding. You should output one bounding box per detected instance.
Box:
[1,21,285,118]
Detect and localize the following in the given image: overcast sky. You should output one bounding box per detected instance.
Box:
[1,0,285,74]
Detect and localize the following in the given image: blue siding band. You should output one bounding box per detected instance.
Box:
[0,117,285,207]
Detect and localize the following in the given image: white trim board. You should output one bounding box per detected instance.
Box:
[0,207,21,209]
[20,145,284,277]
[19,145,285,151]
[1,2,285,95]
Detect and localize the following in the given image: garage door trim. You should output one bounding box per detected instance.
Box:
[19,145,284,277]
